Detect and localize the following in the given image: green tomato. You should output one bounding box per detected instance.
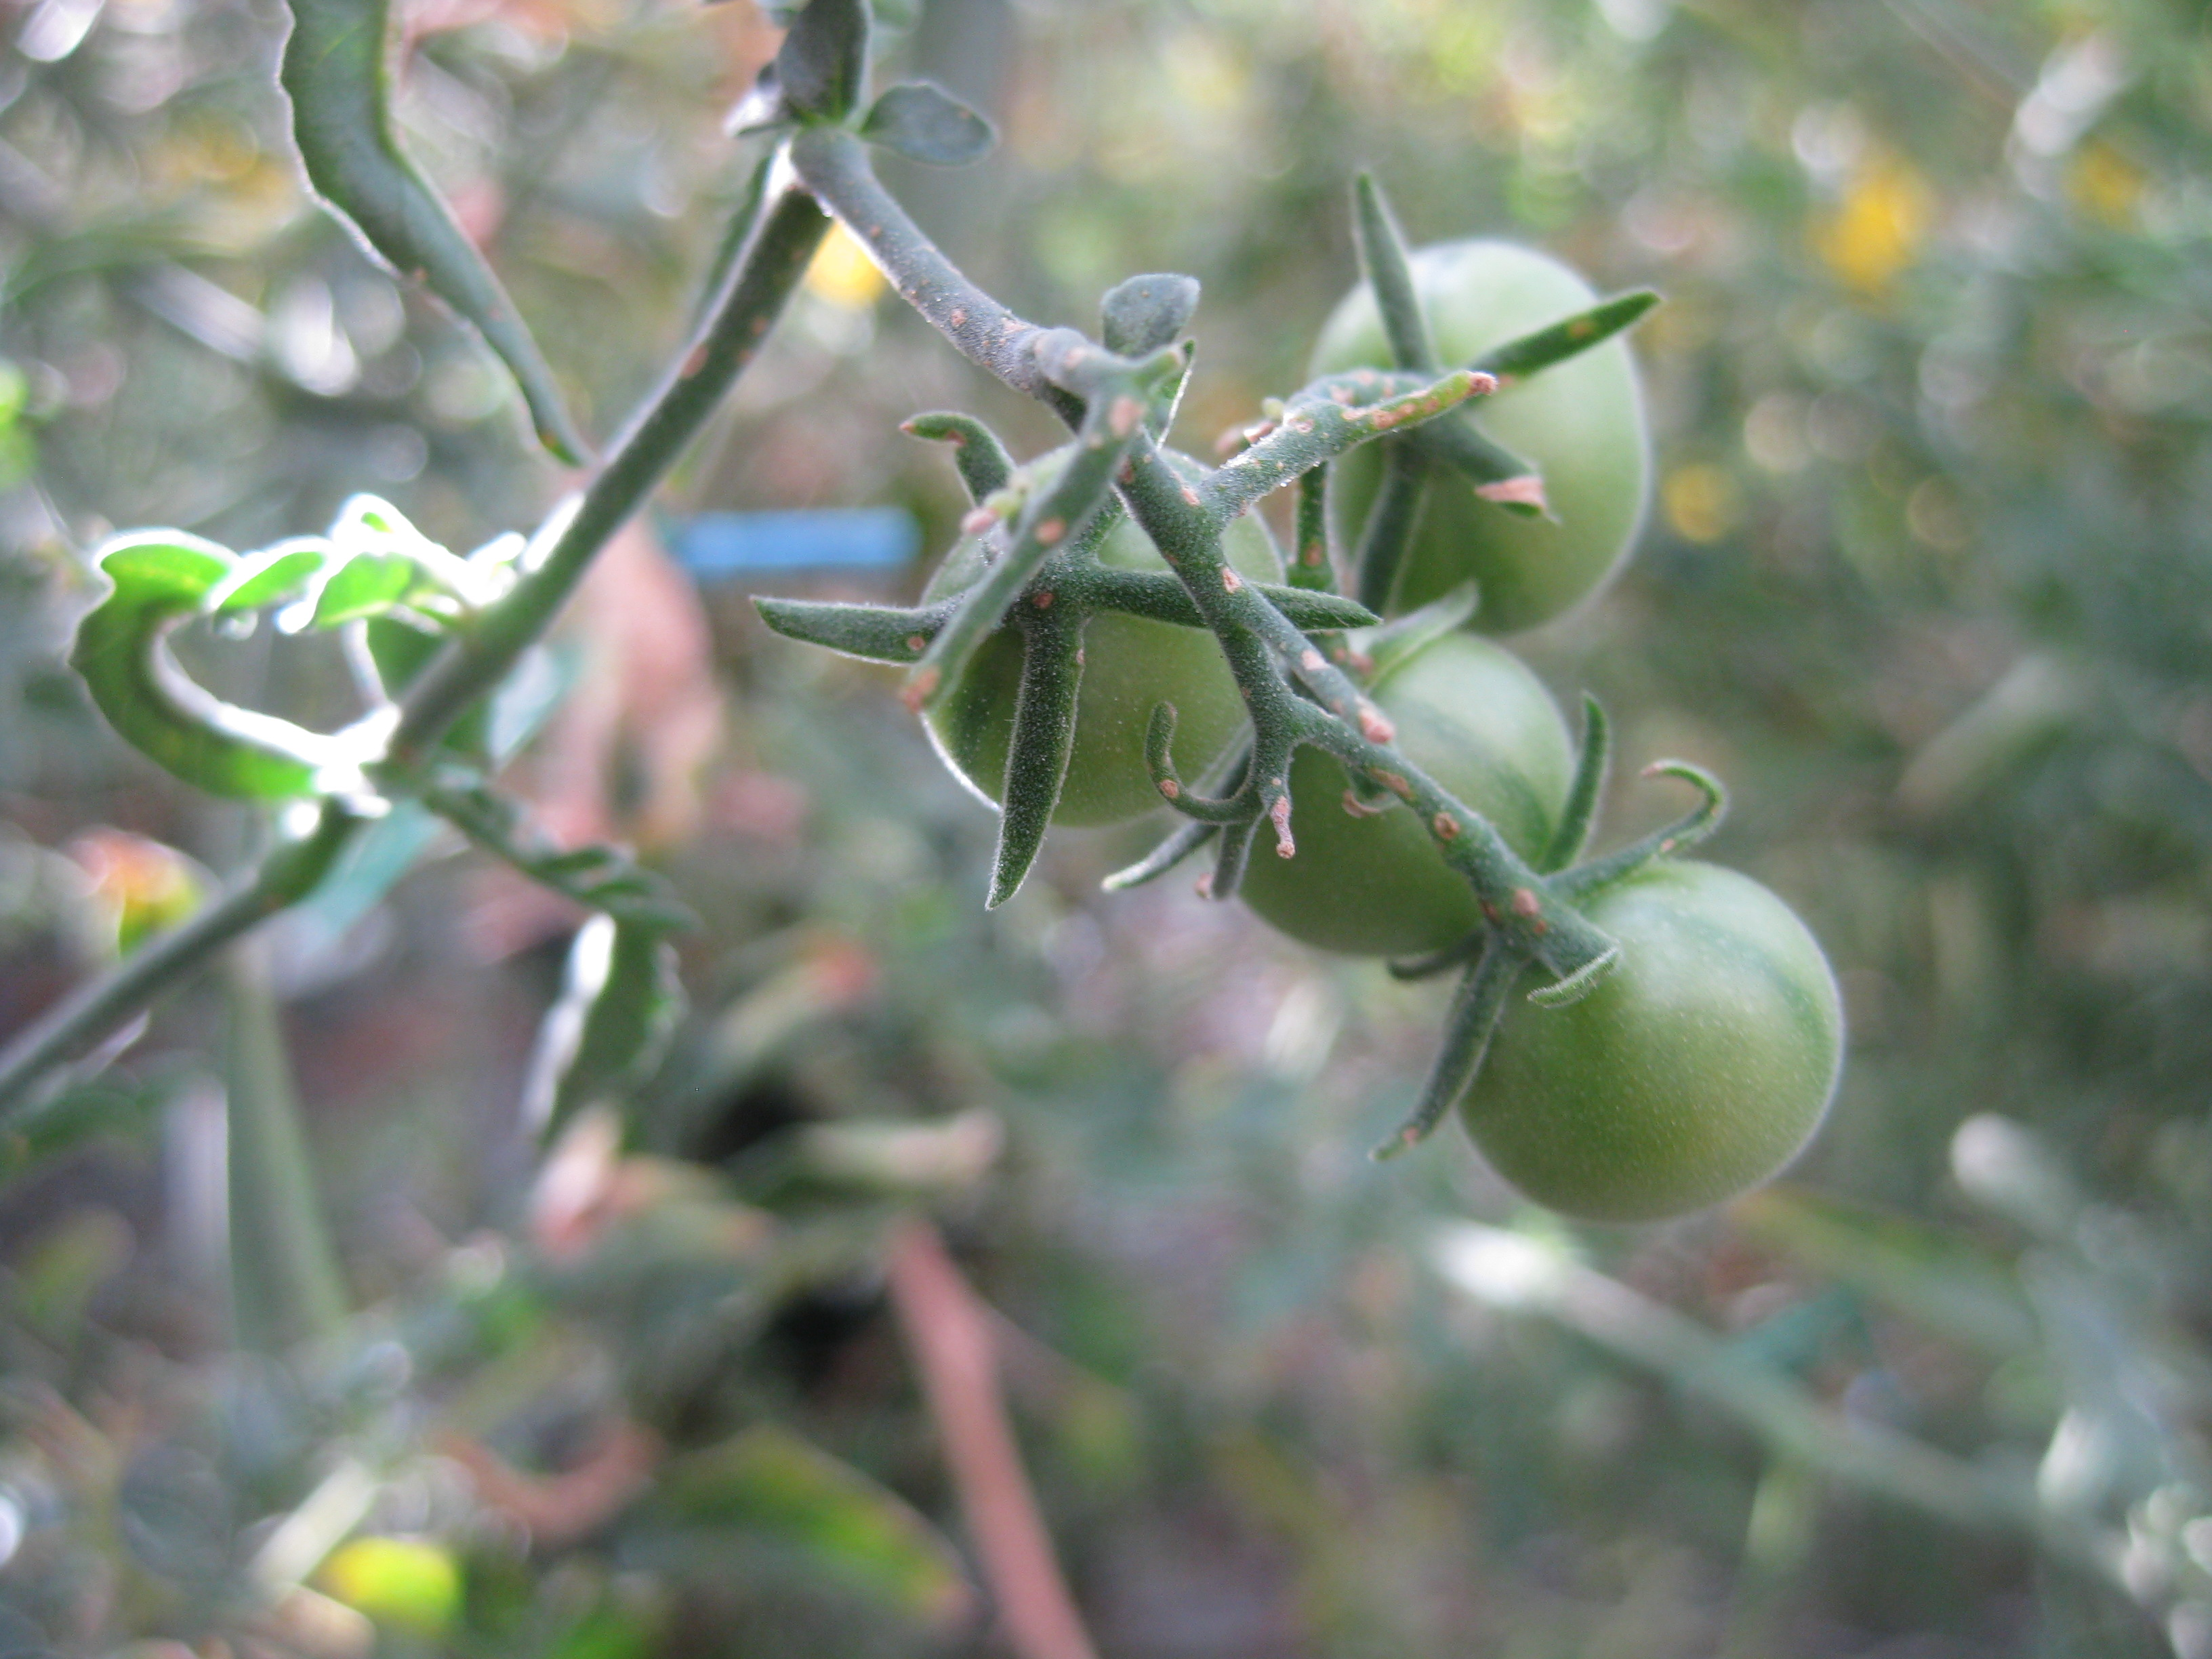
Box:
[1460,861,1843,1224]
[1311,239,1652,634]
[922,451,1280,827]
[1238,632,1576,956]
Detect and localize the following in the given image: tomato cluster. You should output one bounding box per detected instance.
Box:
[858,227,1839,1225]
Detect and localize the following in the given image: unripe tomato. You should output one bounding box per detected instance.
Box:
[923,450,1281,826]
[1460,861,1842,1223]
[1238,632,1575,956]
[1311,239,1651,634]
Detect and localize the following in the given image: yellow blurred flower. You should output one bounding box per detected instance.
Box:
[805,224,886,310]
[2066,140,2144,228]
[1812,157,1932,295]
[1662,464,1741,544]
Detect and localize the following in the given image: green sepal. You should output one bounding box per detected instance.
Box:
[1408,414,1547,520]
[754,594,951,664]
[1538,694,1610,874]
[70,533,345,800]
[1554,760,1728,901]
[1101,272,1201,357]
[1210,367,1483,518]
[778,0,870,123]
[1142,703,1254,825]
[1357,581,1479,684]
[1083,569,1376,633]
[1472,290,1660,383]
[1205,815,1258,903]
[860,82,995,166]
[902,411,1014,501]
[1386,928,1488,983]
[278,0,587,462]
[1101,815,1221,892]
[1351,173,1436,373]
[987,616,1082,908]
[902,386,1143,715]
[1353,441,1430,614]
[1372,936,1521,1160]
[1525,943,1622,1008]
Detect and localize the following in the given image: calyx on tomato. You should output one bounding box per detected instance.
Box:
[1237,628,1575,957]
[922,447,1281,827]
[1459,859,1843,1223]
[1311,239,1651,634]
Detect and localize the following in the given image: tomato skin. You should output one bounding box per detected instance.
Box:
[1237,632,1575,956]
[1460,861,1843,1223]
[1309,239,1651,634]
[922,451,1280,827]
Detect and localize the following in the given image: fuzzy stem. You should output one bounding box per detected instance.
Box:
[1290,465,1336,592]
[0,167,827,1115]
[391,179,830,764]
[790,130,1617,985]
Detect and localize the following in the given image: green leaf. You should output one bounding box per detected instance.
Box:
[207,541,329,615]
[70,533,343,799]
[861,82,996,166]
[777,0,870,123]
[310,550,415,629]
[658,1424,970,1629]
[278,0,587,462]
[1100,272,1200,356]
[529,914,684,1137]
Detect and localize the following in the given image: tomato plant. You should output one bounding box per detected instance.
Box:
[1237,630,1575,956]
[1458,860,1843,1223]
[1312,239,1650,634]
[922,449,1282,826]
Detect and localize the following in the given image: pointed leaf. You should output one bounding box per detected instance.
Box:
[1352,173,1435,372]
[278,0,586,461]
[1473,290,1660,382]
[989,617,1082,907]
[861,81,995,165]
[1373,937,1520,1159]
[1538,694,1610,874]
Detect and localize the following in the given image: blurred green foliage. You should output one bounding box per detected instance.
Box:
[3,0,2212,1656]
